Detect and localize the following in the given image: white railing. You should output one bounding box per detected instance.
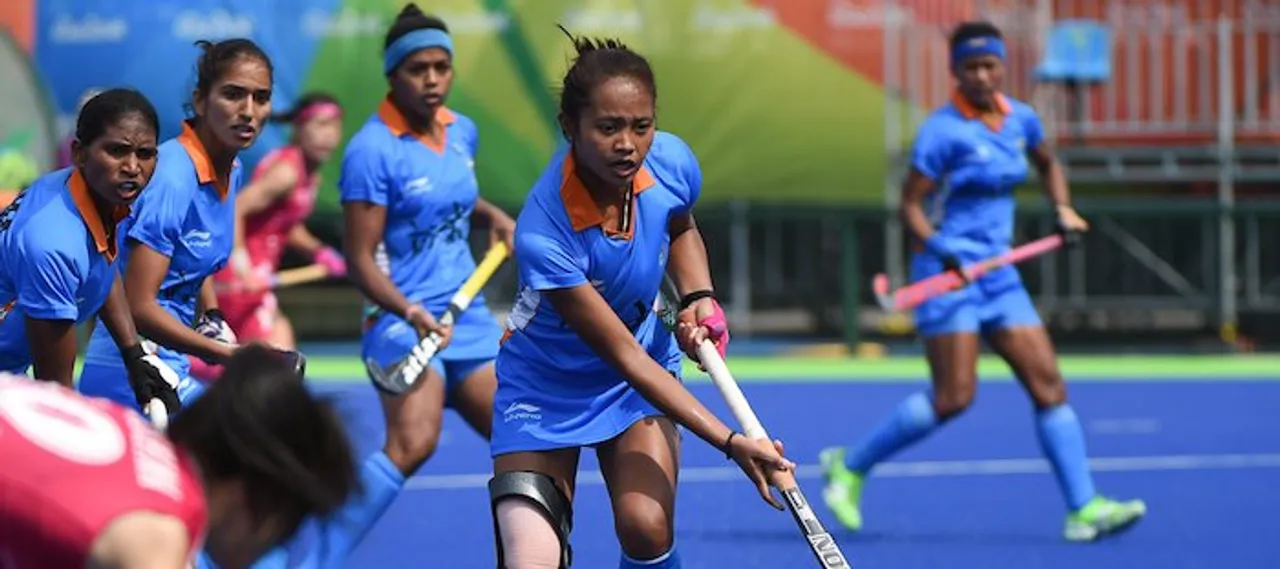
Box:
[883,0,1280,147]
[880,0,1280,331]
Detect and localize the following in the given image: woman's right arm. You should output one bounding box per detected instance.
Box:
[342,202,413,318]
[546,284,791,507]
[232,159,298,252]
[899,169,940,245]
[900,123,953,257]
[123,241,235,363]
[547,284,733,450]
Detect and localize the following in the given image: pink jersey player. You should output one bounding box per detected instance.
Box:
[192,94,346,382]
[0,375,207,568]
[1,344,358,569]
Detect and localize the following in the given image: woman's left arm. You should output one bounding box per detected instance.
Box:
[666,212,729,361]
[1026,116,1088,234]
[473,198,516,252]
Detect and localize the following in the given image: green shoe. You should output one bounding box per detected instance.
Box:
[819,447,865,531]
[1063,495,1147,542]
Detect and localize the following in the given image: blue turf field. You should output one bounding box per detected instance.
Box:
[310,378,1274,568]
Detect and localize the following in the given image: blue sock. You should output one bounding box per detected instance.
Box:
[1035,404,1096,511]
[620,542,681,568]
[844,391,940,474]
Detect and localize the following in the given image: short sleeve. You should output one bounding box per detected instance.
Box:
[656,133,702,213]
[1023,109,1046,151]
[675,140,702,212]
[909,121,953,181]
[338,139,390,206]
[126,177,187,258]
[461,116,479,158]
[514,210,586,291]
[16,235,82,321]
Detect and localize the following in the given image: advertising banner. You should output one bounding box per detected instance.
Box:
[33,0,901,211]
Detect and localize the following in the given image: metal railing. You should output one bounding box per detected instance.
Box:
[289,203,1280,351]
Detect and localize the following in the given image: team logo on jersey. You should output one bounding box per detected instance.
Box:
[181,229,212,249]
[404,176,433,195]
[502,402,542,423]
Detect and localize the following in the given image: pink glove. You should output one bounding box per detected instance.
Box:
[314,246,347,277]
[698,298,730,360]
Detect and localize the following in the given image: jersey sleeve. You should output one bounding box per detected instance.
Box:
[126,177,188,258]
[15,233,82,321]
[909,120,954,181]
[460,115,479,159]
[1022,109,1046,151]
[514,208,587,291]
[338,138,391,206]
[671,136,703,213]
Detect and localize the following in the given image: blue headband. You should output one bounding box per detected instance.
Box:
[951,35,1006,68]
[384,28,454,74]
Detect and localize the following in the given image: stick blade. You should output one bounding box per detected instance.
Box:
[364,357,412,395]
[871,273,897,311]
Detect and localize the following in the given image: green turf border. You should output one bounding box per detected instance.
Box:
[300,355,1280,383]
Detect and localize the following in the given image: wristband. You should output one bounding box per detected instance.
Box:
[680,289,716,310]
[723,431,739,459]
[122,343,146,361]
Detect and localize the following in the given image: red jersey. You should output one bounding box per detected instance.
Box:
[213,146,320,327]
[222,145,319,278]
[0,376,208,568]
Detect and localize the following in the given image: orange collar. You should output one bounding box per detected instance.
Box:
[952,91,1011,132]
[560,152,655,236]
[176,121,231,200]
[378,97,455,153]
[67,169,130,262]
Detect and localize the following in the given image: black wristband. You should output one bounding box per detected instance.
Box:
[203,308,225,321]
[723,431,739,459]
[122,343,146,361]
[680,290,716,310]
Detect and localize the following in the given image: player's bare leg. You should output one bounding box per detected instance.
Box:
[492,449,581,568]
[452,362,496,440]
[988,325,1146,541]
[821,332,980,531]
[380,366,448,475]
[597,416,682,568]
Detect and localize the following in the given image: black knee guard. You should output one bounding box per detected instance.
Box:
[489,470,573,568]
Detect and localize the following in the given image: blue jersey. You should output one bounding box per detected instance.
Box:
[339,98,482,312]
[0,169,128,372]
[909,93,1046,337]
[491,132,700,455]
[912,92,1045,255]
[83,122,241,377]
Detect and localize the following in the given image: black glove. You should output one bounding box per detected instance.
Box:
[1055,211,1085,250]
[941,255,969,284]
[122,343,181,416]
[273,348,307,379]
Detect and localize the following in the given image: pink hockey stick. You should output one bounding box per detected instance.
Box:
[873,235,1064,312]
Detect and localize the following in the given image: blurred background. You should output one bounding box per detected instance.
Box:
[4,0,1279,357]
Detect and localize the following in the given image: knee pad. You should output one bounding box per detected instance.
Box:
[489,470,573,569]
